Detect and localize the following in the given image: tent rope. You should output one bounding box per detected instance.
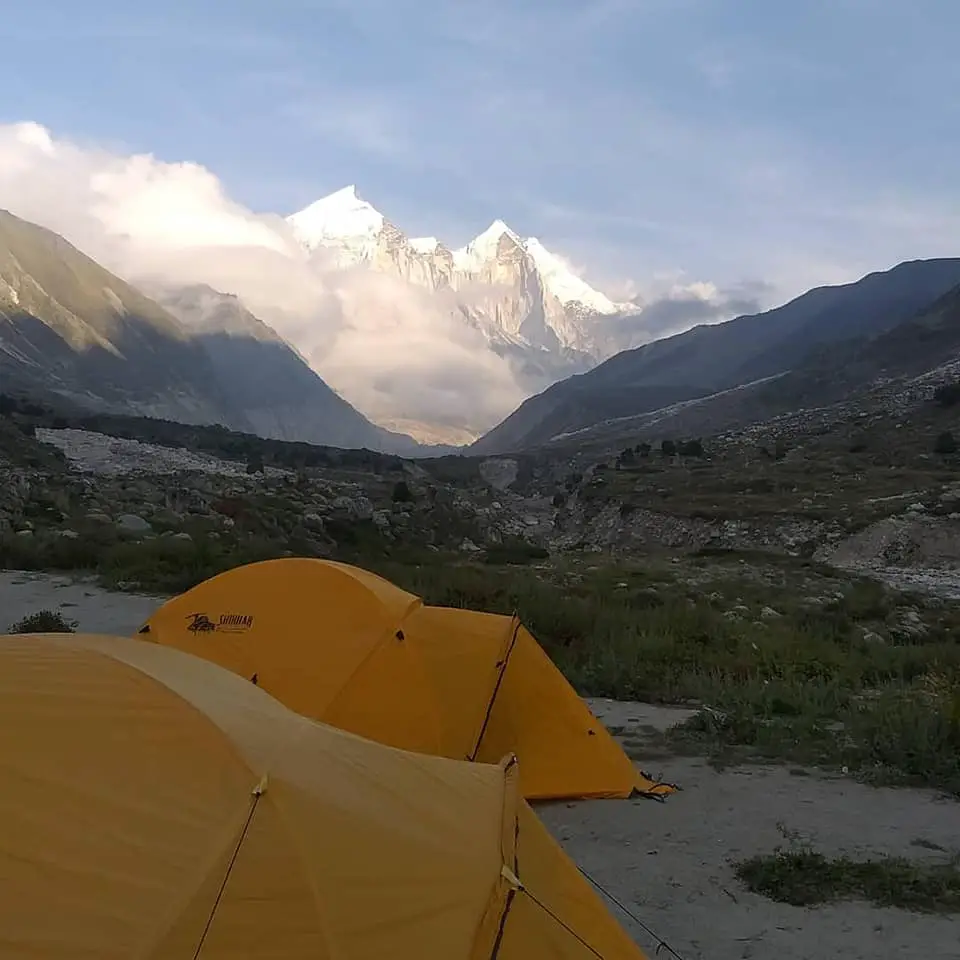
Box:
[517,887,605,959]
[192,782,265,959]
[577,867,688,960]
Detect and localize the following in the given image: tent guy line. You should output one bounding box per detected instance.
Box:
[515,885,606,959]
[580,868,689,960]
[192,778,266,960]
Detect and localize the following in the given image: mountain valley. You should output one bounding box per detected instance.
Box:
[3,194,960,476]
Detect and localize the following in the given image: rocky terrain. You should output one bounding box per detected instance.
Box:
[5,426,557,561]
[3,368,960,601]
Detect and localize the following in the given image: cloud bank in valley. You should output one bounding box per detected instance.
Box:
[0,121,529,438]
[0,121,759,438]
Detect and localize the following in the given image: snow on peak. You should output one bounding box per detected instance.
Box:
[473,218,521,249]
[453,219,523,271]
[523,237,619,314]
[410,236,440,255]
[286,185,385,255]
[453,221,619,314]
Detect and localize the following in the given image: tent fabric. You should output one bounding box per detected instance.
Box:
[0,631,648,960]
[138,558,676,801]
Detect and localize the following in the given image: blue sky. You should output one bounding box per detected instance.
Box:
[2,0,958,301]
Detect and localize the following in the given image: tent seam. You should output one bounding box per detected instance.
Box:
[263,723,344,960]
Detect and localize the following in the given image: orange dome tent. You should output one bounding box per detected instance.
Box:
[137,557,675,801]
[0,631,649,959]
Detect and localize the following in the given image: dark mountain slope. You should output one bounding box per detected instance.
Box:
[0,209,232,424]
[535,282,960,452]
[473,258,960,453]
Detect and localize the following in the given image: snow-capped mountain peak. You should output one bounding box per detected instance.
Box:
[523,237,620,315]
[476,218,520,245]
[452,219,524,272]
[286,185,385,260]
[284,186,628,365]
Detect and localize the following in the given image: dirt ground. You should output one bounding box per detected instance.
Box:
[1,570,957,959]
[548,700,958,960]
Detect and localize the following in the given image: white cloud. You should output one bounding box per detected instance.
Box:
[0,121,526,439]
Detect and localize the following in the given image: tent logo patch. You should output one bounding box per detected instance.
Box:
[186,612,254,634]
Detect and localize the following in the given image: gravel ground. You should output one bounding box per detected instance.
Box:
[1,570,957,960]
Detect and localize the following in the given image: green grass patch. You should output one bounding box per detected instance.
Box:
[735,847,960,912]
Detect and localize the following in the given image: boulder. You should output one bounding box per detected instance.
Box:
[115,514,152,538]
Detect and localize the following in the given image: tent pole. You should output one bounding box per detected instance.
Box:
[468,617,522,761]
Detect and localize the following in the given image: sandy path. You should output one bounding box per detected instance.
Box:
[1,569,957,959]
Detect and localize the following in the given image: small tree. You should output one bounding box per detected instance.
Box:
[678,438,704,458]
[9,610,78,633]
[392,480,414,502]
[637,442,651,458]
[660,439,677,458]
[933,382,960,408]
[934,431,957,455]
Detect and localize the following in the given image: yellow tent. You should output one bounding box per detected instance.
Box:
[137,557,675,801]
[0,631,648,959]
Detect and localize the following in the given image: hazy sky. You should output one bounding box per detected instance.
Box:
[2,0,958,304]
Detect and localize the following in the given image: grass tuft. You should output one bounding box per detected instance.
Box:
[735,847,960,913]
